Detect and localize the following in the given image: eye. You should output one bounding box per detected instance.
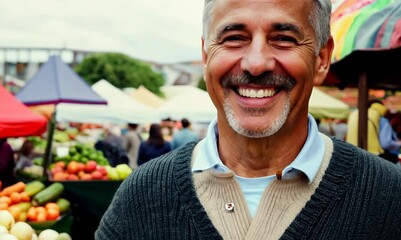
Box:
[223,35,245,42]
[270,35,298,48]
[274,35,297,43]
[220,35,247,48]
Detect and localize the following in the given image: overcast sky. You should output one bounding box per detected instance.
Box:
[0,0,204,63]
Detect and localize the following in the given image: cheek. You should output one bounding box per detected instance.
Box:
[274,50,316,80]
[205,48,242,102]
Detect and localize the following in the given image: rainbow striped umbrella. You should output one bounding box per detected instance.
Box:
[331,0,401,62]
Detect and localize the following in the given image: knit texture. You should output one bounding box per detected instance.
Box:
[95,138,401,240]
[192,134,334,240]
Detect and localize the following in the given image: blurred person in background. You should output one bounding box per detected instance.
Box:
[372,102,401,164]
[171,118,200,150]
[137,123,171,166]
[346,102,383,155]
[0,138,17,188]
[123,123,142,170]
[15,139,34,172]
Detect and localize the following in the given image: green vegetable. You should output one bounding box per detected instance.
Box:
[25,181,46,197]
[32,183,64,206]
[56,198,71,213]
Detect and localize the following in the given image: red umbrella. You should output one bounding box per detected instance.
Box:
[0,85,47,138]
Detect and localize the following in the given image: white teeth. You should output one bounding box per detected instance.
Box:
[238,88,276,98]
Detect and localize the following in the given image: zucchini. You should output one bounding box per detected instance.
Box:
[25,181,45,197]
[56,198,71,213]
[32,183,64,206]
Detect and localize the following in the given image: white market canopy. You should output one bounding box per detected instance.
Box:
[56,80,159,124]
[130,85,166,109]
[308,87,350,119]
[158,86,217,123]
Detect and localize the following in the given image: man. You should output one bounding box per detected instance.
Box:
[96,0,401,239]
[123,123,142,169]
[171,118,200,149]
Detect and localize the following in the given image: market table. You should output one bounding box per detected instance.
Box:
[52,180,122,240]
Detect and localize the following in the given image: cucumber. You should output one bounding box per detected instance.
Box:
[56,198,71,213]
[32,183,64,206]
[25,181,46,197]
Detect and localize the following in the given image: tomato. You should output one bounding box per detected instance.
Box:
[9,192,21,204]
[45,202,60,211]
[27,207,38,221]
[46,208,60,220]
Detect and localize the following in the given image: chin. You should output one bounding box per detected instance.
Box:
[225,107,289,138]
[224,103,290,139]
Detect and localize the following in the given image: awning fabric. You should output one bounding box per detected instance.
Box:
[0,85,47,138]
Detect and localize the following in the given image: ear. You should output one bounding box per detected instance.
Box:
[202,37,208,65]
[202,37,209,79]
[313,36,334,86]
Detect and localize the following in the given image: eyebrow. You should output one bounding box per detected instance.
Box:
[215,22,304,40]
[273,23,303,38]
[216,23,245,40]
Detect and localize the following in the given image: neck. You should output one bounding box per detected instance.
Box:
[217,119,308,178]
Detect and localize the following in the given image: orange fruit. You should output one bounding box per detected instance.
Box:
[9,192,21,205]
[35,206,46,215]
[27,207,37,221]
[0,196,11,205]
[45,202,59,211]
[19,192,30,202]
[0,202,8,210]
[46,208,60,220]
[36,212,47,222]
[8,205,21,220]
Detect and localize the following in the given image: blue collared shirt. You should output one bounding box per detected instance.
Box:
[192,114,325,217]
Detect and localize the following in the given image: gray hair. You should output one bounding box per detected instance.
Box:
[202,0,331,53]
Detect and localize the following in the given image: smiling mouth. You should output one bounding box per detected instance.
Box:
[234,86,280,98]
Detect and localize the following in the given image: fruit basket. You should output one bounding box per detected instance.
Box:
[27,211,73,234]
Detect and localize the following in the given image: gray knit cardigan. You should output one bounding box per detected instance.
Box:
[95,138,401,240]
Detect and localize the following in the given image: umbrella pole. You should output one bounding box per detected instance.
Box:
[357,72,368,150]
[42,110,56,179]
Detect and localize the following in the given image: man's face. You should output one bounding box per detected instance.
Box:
[202,0,330,138]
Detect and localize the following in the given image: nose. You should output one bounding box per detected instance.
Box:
[240,37,275,76]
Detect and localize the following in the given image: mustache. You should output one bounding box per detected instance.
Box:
[221,72,296,90]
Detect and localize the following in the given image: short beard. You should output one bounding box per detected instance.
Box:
[224,97,290,138]
[222,72,294,138]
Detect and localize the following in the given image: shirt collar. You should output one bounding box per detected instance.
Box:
[192,114,325,183]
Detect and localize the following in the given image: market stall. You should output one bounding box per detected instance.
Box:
[0,85,47,138]
[11,55,127,239]
[325,0,401,149]
[56,79,159,124]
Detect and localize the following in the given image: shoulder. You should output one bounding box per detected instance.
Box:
[331,138,401,188]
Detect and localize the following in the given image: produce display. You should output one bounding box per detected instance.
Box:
[49,160,132,181]
[0,181,72,239]
[0,209,72,240]
[53,143,108,166]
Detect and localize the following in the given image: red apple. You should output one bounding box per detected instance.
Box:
[77,162,85,172]
[67,161,80,174]
[51,166,64,175]
[54,161,66,170]
[67,174,79,181]
[80,173,92,181]
[97,166,108,176]
[84,160,97,173]
[91,170,103,180]
[53,172,68,181]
